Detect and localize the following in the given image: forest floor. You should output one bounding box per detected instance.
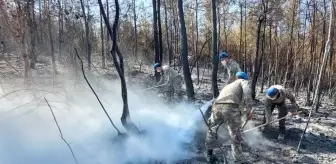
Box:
[0,53,336,164]
[128,63,336,164]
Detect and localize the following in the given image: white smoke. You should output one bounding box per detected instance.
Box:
[0,76,213,164]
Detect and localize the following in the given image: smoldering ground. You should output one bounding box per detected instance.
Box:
[0,74,203,164]
[0,73,270,164]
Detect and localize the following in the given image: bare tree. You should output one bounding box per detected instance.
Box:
[177,0,195,101]
[157,0,163,63]
[211,0,219,98]
[297,0,333,152]
[152,0,160,81]
[98,0,139,134]
[100,9,105,68]
[132,0,137,59]
[80,0,92,70]
[283,0,297,87]
[251,0,266,99]
[47,0,57,74]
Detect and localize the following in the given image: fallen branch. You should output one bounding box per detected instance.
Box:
[74,48,121,135]
[198,106,227,164]
[44,97,79,164]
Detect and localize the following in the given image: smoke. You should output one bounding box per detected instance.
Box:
[0,76,212,164]
[243,121,273,150]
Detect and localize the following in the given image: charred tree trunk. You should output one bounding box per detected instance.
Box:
[28,0,36,69]
[211,0,219,98]
[47,0,57,74]
[157,0,163,63]
[244,0,247,72]
[100,11,105,68]
[178,0,195,100]
[283,0,297,87]
[98,0,139,134]
[164,0,171,66]
[152,0,160,81]
[260,21,266,93]
[133,0,137,59]
[80,0,92,70]
[105,0,109,66]
[195,0,200,84]
[58,0,62,57]
[251,9,266,99]
[306,1,316,106]
[239,1,243,69]
[267,21,272,88]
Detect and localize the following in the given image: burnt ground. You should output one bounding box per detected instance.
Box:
[1,54,336,164]
[127,66,336,164]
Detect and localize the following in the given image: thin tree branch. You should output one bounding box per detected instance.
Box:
[44,97,79,164]
[74,48,122,135]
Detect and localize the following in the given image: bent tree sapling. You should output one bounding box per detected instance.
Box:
[98,0,139,134]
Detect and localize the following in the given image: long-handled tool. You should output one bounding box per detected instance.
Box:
[142,83,167,91]
[242,110,303,133]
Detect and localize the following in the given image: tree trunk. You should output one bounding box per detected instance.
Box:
[274,23,279,85]
[106,0,109,66]
[58,0,62,57]
[239,1,243,69]
[211,0,219,98]
[28,0,36,69]
[80,0,91,70]
[267,21,272,88]
[260,21,266,93]
[177,0,195,101]
[217,2,221,53]
[47,0,57,74]
[38,0,42,44]
[98,0,139,134]
[195,0,200,84]
[152,0,160,81]
[315,0,329,112]
[157,0,163,63]
[133,0,137,59]
[100,11,105,68]
[283,0,297,87]
[306,1,316,106]
[164,0,171,66]
[251,12,265,99]
[244,0,247,72]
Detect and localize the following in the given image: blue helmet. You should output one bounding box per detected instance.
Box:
[266,87,278,97]
[236,71,248,80]
[219,51,229,60]
[153,63,161,70]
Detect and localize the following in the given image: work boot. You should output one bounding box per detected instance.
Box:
[205,149,218,163]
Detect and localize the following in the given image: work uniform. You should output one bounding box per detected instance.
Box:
[205,79,254,162]
[156,65,183,100]
[222,59,242,84]
[264,85,297,135]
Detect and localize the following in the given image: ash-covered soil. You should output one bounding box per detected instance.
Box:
[128,65,336,164]
[1,54,335,164]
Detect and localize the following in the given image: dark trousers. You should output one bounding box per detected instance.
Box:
[263,102,288,134]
